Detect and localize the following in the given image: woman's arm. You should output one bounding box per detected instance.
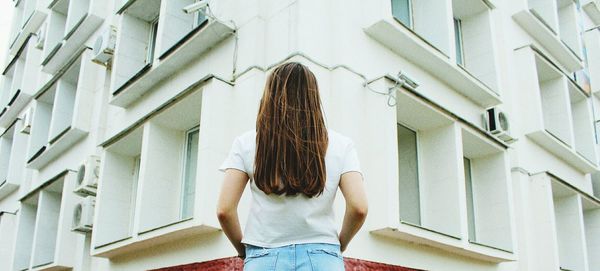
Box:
[216,168,249,258]
[338,171,368,253]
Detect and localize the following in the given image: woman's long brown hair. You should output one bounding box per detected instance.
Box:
[254,62,328,198]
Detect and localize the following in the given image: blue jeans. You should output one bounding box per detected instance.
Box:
[243,243,345,271]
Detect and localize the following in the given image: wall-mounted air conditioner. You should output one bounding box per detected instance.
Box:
[73,155,101,196]
[483,107,515,143]
[35,23,46,50]
[20,107,33,134]
[92,25,117,66]
[72,195,95,233]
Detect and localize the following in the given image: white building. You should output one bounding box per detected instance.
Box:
[1,0,600,270]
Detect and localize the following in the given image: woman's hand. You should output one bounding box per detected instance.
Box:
[340,243,347,253]
[338,171,368,253]
[217,168,249,258]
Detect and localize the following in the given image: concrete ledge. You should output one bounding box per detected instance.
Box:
[364,18,501,108]
[513,9,583,73]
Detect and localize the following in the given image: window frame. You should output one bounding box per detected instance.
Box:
[391,0,413,29]
[454,17,465,67]
[463,156,476,242]
[146,16,159,65]
[397,121,422,226]
[179,125,199,220]
[129,155,141,234]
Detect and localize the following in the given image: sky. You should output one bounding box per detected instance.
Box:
[0,1,15,67]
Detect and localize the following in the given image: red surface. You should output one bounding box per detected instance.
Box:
[148,257,424,271]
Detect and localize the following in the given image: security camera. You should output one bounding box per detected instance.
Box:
[183,0,208,14]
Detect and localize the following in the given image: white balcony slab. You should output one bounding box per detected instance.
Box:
[527,129,599,173]
[91,220,218,258]
[0,180,19,200]
[41,14,104,74]
[513,9,583,73]
[8,10,47,57]
[26,127,87,169]
[583,0,600,25]
[364,18,501,108]
[109,20,235,107]
[0,90,32,128]
[372,223,515,263]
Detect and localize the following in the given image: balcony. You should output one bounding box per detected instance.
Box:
[8,0,47,57]
[0,211,17,270]
[109,0,234,107]
[582,0,600,25]
[0,35,43,129]
[370,76,513,263]
[364,0,501,108]
[26,49,99,170]
[13,171,79,271]
[93,79,228,258]
[515,45,598,173]
[0,120,28,200]
[41,0,106,74]
[552,184,587,270]
[513,1,583,72]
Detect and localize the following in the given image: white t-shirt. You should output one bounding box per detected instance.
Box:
[218,128,363,248]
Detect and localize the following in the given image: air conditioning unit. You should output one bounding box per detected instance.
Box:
[20,107,33,134]
[35,23,46,49]
[72,195,95,233]
[73,155,101,196]
[92,25,117,66]
[483,107,515,143]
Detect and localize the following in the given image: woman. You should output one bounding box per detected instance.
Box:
[217,62,368,271]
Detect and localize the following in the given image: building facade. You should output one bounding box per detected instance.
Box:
[0,0,600,270]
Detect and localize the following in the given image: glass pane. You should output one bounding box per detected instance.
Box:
[196,9,208,27]
[130,156,141,233]
[181,128,199,219]
[146,18,159,64]
[397,123,420,225]
[391,0,412,28]
[464,157,476,241]
[454,18,464,66]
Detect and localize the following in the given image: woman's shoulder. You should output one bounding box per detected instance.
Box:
[328,128,355,146]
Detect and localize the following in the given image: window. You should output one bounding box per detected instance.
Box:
[129,155,141,234]
[463,157,475,241]
[391,0,412,28]
[25,52,97,169]
[535,54,573,146]
[557,0,583,58]
[397,123,420,225]
[454,18,464,66]
[568,82,596,163]
[0,130,14,186]
[146,17,159,65]
[43,0,70,62]
[461,128,512,251]
[193,0,208,28]
[94,86,208,255]
[392,90,462,238]
[181,127,199,219]
[451,0,499,92]
[112,0,162,92]
[0,212,17,270]
[94,127,143,247]
[583,197,600,270]
[12,173,77,271]
[551,180,587,271]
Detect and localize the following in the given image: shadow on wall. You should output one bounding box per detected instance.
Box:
[147,257,426,271]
